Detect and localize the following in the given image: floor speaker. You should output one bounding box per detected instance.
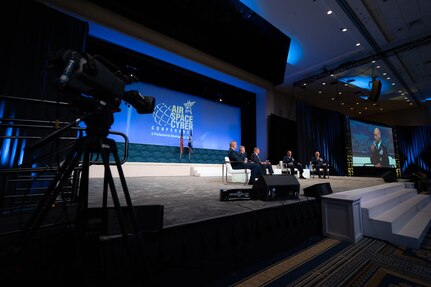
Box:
[382,170,398,182]
[87,205,164,234]
[252,175,300,201]
[303,182,333,198]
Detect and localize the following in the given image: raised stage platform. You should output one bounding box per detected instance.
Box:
[87,174,386,227]
[0,170,407,286]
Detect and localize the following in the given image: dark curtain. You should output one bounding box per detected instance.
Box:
[396,125,431,176]
[1,1,88,168]
[268,114,297,163]
[296,102,347,176]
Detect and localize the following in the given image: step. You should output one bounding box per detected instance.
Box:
[361,188,417,219]
[342,182,407,202]
[393,202,431,249]
[373,194,431,233]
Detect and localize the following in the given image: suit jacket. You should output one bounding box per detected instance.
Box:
[283,156,297,166]
[239,152,247,162]
[250,153,262,164]
[370,142,389,166]
[227,148,244,169]
[311,156,326,166]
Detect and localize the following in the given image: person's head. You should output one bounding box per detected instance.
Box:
[239,145,245,153]
[254,147,260,154]
[373,128,382,144]
[315,151,320,158]
[287,150,292,157]
[229,140,237,150]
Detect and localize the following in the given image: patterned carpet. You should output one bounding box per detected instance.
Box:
[214,230,431,287]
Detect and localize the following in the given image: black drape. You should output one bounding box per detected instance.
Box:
[296,102,347,176]
[268,113,297,164]
[1,1,88,168]
[396,125,431,176]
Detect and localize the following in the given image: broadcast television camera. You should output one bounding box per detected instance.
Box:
[54,49,155,116]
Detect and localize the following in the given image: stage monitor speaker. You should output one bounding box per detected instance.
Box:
[368,79,382,102]
[382,170,398,182]
[87,205,164,234]
[252,175,300,201]
[303,183,333,198]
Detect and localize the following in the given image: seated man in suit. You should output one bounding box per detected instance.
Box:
[282,150,306,179]
[311,151,328,178]
[239,145,248,162]
[250,147,274,175]
[227,141,262,185]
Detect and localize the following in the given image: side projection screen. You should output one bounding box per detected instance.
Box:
[349,119,396,168]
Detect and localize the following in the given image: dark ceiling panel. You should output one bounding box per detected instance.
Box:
[88,0,290,85]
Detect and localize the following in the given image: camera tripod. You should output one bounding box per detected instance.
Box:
[19,111,141,245]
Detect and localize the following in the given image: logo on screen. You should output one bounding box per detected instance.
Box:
[152,100,194,131]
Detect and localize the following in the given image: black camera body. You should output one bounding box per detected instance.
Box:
[55,49,155,115]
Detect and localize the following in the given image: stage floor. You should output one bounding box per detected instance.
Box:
[87,175,388,227]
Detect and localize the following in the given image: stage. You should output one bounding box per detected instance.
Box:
[87,175,386,227]
[1,173,395,286]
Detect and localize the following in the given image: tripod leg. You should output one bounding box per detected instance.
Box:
[20,140,85,244]
[109,139,140,236]
[74,148,91,235]
[99,138,129,239]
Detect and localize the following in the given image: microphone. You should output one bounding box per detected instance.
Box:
[58,50,81,88]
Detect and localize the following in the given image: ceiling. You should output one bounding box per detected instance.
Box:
[239,0,431,123]
[44,0,431,125]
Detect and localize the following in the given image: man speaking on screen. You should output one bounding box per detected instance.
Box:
[370,127,389,167]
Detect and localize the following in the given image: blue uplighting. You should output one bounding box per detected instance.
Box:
[339,76,391,94]
[239,1,301,65]
[18,139,26,166]
[10,128,19,167]
[88,22,263,95]
[0,100,5,118]
[1,127,12,166]
[287,38,303,65]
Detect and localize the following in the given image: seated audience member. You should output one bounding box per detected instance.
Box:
[227,140,262,184]
[311,151,328,179]
[282,150,306,179]
[239,145,248,162]
[250,147,274,175]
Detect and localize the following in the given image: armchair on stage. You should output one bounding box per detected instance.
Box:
[310,162,330,178]
[280,162,298,176]
[222,156,250,184]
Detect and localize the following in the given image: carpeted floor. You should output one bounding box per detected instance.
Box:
[212,229,431,287]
